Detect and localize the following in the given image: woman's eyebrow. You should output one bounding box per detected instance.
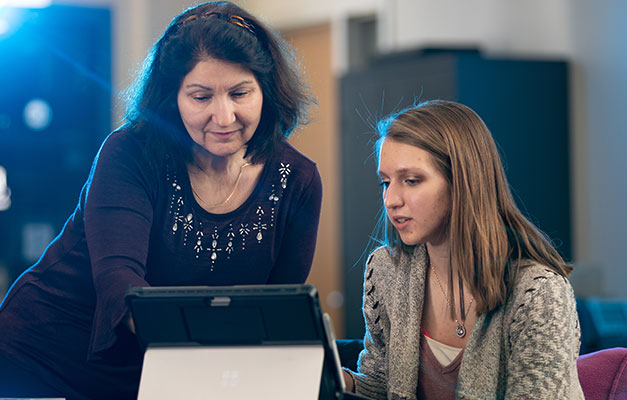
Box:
[183,80,255,91]
[228,80,255,90]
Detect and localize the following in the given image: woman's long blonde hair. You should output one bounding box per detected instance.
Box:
[376,100,571,314]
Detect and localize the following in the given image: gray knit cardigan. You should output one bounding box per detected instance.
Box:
[350,244,584,400]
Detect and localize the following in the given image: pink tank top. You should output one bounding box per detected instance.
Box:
[416,333,463,400]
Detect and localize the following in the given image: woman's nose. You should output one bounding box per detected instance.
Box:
[210,97,236,127]
[383,184,403,209]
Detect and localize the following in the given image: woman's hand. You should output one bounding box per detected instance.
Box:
[124,313,136,334]
[343,369,355,393]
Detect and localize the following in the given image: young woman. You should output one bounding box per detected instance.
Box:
[342,100,583,399]
[0,2,322,399]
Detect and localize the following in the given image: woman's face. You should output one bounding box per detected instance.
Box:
[177,57,263,159]
[378,138,451,246]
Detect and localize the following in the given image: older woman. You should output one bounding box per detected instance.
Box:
[0,2,322,399]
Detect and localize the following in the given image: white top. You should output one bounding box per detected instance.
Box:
[424,334,463,366]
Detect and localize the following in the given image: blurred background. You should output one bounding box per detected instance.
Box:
[0,0,625,354]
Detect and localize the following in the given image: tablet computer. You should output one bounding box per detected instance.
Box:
[125,284,346,400]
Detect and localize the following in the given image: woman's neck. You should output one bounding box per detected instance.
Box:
[426,240,453,276]
[191,146,249,177]
[426,240,473,308]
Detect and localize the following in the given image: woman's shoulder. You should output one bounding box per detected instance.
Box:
[364,244,425,281]
[98,127,148,159]
[365,246,391,268]
[362,247,390,287]
[90,127,158,184]
[507,261,576,313]
[275,140,318,170]
[514,262,571,291]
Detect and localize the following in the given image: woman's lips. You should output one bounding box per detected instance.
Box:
[209,130,237,138]
[391,216,412,230]
[205,127,243,139]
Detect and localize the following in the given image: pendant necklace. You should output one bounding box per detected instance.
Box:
[431,265,474,338]
[192,161,251,209]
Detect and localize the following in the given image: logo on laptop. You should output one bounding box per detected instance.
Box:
[221,370,240,388]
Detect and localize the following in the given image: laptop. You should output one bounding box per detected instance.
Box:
[125,284,350,400]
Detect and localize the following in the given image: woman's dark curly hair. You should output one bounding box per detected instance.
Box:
[123,1,312,166]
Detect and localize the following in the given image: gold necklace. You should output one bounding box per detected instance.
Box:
[431,265,474,338]
[193,161,251,209]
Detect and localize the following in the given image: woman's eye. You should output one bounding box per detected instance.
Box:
[378,181,390,189]
[405,178,420,185]
[192,95,210,102]
[231,91,248,98]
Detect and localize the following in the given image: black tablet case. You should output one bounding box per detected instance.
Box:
[126,284,344,400]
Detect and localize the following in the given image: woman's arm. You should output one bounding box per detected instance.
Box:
[266,167,322,284]
[83,132,156,358]
[505,269,583,399]
[348,251,389,399]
